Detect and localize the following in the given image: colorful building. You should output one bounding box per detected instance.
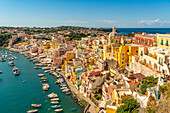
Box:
[135,34,155,47]
[157,34,170,49]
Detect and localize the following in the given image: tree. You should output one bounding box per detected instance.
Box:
[117,98,138,113]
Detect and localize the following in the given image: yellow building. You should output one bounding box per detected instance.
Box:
[118,44,139,67]
[66,51,75,61]
[106,105,117,113]
[91,45,99,52]
[157,34,170,49]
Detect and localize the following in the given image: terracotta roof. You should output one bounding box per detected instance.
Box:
[133,73,145,81]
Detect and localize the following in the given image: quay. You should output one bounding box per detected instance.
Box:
[55,70,96,113]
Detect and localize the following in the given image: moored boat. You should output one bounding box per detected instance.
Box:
[51,105,61,108]
[47,93,58,98]
[0,71,2,74]
[42,80,49,82]
[8,61,15,66]
[37,74,44,77]
[27,109,38,113]
[31,104,41,108]
[54,108,63,112]
[0,57,5,62]
[71,108,77,111]
[51,101,59,104]
[50,98,59,101]
[44,70,50,73]
[13,67,19,75]
[41,77,47,80]
[65,92,71,95]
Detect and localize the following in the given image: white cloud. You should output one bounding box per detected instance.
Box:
[139,18,170,26]
[67,20,88,24]
[99,20,117,24]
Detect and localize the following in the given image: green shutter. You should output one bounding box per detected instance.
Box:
[161,40,163,45]
[166,40,168,46]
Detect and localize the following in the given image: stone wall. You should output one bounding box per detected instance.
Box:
[132,61,161,78]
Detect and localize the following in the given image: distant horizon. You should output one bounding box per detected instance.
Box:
[0,25,170,29]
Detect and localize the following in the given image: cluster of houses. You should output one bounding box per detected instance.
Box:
[8,26,170,113]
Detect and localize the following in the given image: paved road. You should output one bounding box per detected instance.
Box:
[56,71,96,113]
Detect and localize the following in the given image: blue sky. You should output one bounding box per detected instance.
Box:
[0,0,170,28]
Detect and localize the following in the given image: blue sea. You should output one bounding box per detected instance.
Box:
[0,49,82,113]
[116,28,170,34]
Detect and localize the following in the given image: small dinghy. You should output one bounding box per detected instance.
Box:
[31,104,41,108]
[55,108,63,112]
[27,109,38,113]
[51,101,59,104]
[51,105,61,108]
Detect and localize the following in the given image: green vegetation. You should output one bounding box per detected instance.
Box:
[80,99,88,106]
[65,33,91,40]
[0,34,12,47]
[94,94,102,100]
[117,98,139,113]
[139,77,158,94]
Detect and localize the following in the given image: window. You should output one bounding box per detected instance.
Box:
[161,39,163,45]
[122,53,124,56]
[127,50,129,52]
[166,40,169,46]
[122,62,124,64]
[136,51,138,53]
[122,58,124,61]
[116,40,117,43]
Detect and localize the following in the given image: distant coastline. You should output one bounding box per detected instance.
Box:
[116,28,170,34]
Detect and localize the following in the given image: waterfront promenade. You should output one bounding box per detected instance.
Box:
[56,71,96,113]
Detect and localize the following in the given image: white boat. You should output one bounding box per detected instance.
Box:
[37,74,44,77]
[42,84,49,91]
[54,108,63,112]
[47,93,58,98]
[0,71,2,74]
[27,109,38,113]
[51,101,59,104]
[50,98,60,101]
[13,67,19,75]
[44,70,50,73]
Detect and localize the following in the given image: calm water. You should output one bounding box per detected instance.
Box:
[0,48,82,113]
[117,28,170,34]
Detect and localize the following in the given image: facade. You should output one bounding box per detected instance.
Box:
[135,34,155,47]
[157,34,170,49]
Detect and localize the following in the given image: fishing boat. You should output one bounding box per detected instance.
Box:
[8,61,15,66]
[42,80,49,82]
[31,104,41,108]
[50,98,59,101]
[47,93,58,98]
[41,77,47,80]
[0,71,2,74]
[13,67,20,75]
[51,105,61,108]
[27,109,38,113]
[71,108,77,111]
[54,108,63,112]
[65,92,71,95]
[37,74,44,77]
[51,101,59,104]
